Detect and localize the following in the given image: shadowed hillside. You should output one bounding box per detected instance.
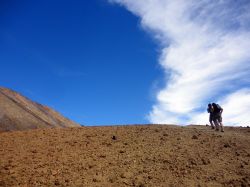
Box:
[0,125,249,186]
[0,87,79,131]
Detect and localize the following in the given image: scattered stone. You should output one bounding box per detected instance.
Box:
[163,159,171,164]
[235,151,240,156]
[52,170,58,176]
[106,143,112,147]
[0,181,6,186]
[54,180,60,186]
[9,169,15,174]
[120,173,126,178]
[192,135,198,139]
[243,160,248,165]
[208,176,216,181]
[202,158,210,165]
[139,184,145,187]
[148,176,153,179]
[108,178,114,183]
[31,150,37,154]
[188,158,197,165]
[133,176,145,187]
[224,143,231,148]
[1,124,250,186]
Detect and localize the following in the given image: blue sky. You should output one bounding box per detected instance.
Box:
[0,0,163,125]
[1,0,250,126]
[111,0,250,126]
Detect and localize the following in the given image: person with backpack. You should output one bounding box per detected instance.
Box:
[211,103,224,132]
[207,103,215,129]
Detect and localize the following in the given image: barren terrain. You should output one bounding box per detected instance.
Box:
[0,87,79,132]
[0,125,249,187]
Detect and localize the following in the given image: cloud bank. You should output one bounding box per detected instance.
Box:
[110,0,250,126]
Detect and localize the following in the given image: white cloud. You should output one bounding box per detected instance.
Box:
[191,89,250,126]
[110,0,250,126]
[221,89,250,126]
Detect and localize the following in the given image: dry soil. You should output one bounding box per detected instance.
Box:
[0,125,249,187]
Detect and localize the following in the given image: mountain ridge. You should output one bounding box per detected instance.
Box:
[0,87,80,131]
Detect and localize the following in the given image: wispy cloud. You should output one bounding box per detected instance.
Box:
[109,0,250,126]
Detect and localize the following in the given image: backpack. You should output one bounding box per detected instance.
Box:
[213,104,222,113]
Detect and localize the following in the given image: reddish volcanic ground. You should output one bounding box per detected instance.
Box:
[0,125,249,187]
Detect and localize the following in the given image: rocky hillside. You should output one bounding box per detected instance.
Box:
[0,87,79,131]
[0,125,249,186]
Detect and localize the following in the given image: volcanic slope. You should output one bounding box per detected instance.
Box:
[0,87,79,132]
[0,125,249,186]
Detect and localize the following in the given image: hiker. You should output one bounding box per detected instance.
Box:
[207,103,215,129]
[211,103,224,132]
